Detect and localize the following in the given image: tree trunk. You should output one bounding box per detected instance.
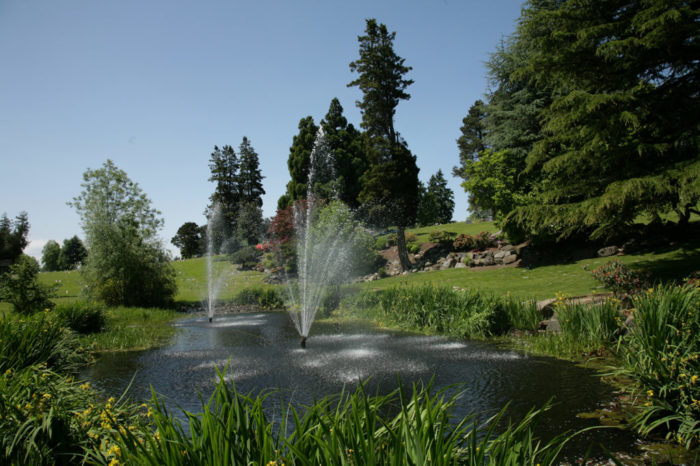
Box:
[396,226,412,271]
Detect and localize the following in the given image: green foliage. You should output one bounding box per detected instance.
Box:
[41,240,62,271]
[233,287,284,309]
[556,299,621,346]
[0,211,30,274]
[374,235,388,250]
[0,314,88,373]
[350,284,541,338]
[407,242,420,254]
[1,255,57,315]
[619,285,700,447]
[505,0,700,240]
[107,370,574,465]
[591,260,652,296]
[236,137,266,245]
[235,201,265,246]
[70,160,177,307]
[230,245,262,270]
[171,222,204,259]
[53,301,106,334]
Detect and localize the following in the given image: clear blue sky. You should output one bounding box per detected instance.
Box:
[0,0,524,261]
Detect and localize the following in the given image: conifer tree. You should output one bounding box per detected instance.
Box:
[349,18,419,271]
[207,145,240,251]
[278,116,319,210]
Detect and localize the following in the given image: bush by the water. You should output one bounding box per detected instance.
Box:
[591,260,651,296]
[619,285,700,447]
[53,301,107,334]
[0,314,88,373]
[349,285,540,339]
[0,255,56,315]
[233,286,284,309]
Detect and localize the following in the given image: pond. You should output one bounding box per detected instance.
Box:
[82,311,638,458]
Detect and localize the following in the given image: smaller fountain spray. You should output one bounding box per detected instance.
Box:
[205,204,226,323]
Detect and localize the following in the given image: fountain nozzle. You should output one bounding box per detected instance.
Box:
[208,317,212,323]
[300,336,307,348]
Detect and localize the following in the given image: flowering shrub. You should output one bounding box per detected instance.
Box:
[428,230,456,245]
[591,260,650,295]
[453,231,494,251]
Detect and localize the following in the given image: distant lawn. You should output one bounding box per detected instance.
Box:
[33,256,271,308]
[377,221,498,243]
[356,239,700,301]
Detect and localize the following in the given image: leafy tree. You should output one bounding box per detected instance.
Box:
[69,159,176,307]
[0,212,29,273]
[1,255,56,315]
[321,98,367,208]
[171,222,203,259]
[505,0,700,240]
[279,116,319,210]
[349,18,420,271]
[41,240,62,271]
[207,145,240,251]
[59,235,87,270]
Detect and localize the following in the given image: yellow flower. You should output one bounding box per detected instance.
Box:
[647,390,654,397]
[691,375,699,384]
[80,382,91,390]
[108,459,120,466]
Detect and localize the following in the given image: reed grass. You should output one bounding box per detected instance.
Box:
[99,368,581,465]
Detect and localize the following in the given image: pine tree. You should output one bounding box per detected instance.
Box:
[349,18,419,271]
[237,137,266,245]
[207,145,240,250]
[321,98,367,208]
[278,116,319,210]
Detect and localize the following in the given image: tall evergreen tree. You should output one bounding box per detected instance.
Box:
[349,18,419,271]
[238,137,265,207]
[207,145,240,251]
[505,0,700,240]
[427,170,455,224]
[278,116,319,210]
[321,98,367,208]
[0,212,29,273]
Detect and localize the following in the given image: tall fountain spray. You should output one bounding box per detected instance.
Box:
[205,204,226,322]
[285,128,356,347]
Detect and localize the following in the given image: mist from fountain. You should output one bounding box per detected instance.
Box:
[205,204,226,322]
[284,128,356,343]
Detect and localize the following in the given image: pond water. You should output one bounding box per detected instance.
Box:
[82,312,638,458]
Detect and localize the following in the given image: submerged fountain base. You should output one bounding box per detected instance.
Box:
[300,336,307,348]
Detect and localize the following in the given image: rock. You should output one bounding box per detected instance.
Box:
[454,262,467,268]
[440,257,456,270]
[494,250,507,260]
[597,245,619,257]
[503,254,518,265]
[502,244,515,252]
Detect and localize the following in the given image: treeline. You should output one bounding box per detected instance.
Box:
[454,0,699,243]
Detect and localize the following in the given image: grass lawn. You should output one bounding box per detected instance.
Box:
[356,239,700,301]
[405,220,498,240]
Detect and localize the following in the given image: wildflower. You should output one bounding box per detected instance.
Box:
[108,459,120,466]
[107,445,121,457]
[80,382,91,390]
[647,390,654,397]
[691,375,699,384]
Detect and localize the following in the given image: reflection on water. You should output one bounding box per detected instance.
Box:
[82,312,637,457]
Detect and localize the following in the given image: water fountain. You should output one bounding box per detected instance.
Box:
[205,204,226,322]
[284,128,357,346]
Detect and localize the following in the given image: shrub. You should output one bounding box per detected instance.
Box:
[54,301,106,334]
[429,230,457,245]
[230,246,262,270]
[374,235,389,250]
[407,242,421,254]
[474,231,495,250]
[453,234,476,251]
[591,260,651,296]
[620,285,700,447]
[0,314,88,373]
[233,287,284,309]
[0,255,57,315]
